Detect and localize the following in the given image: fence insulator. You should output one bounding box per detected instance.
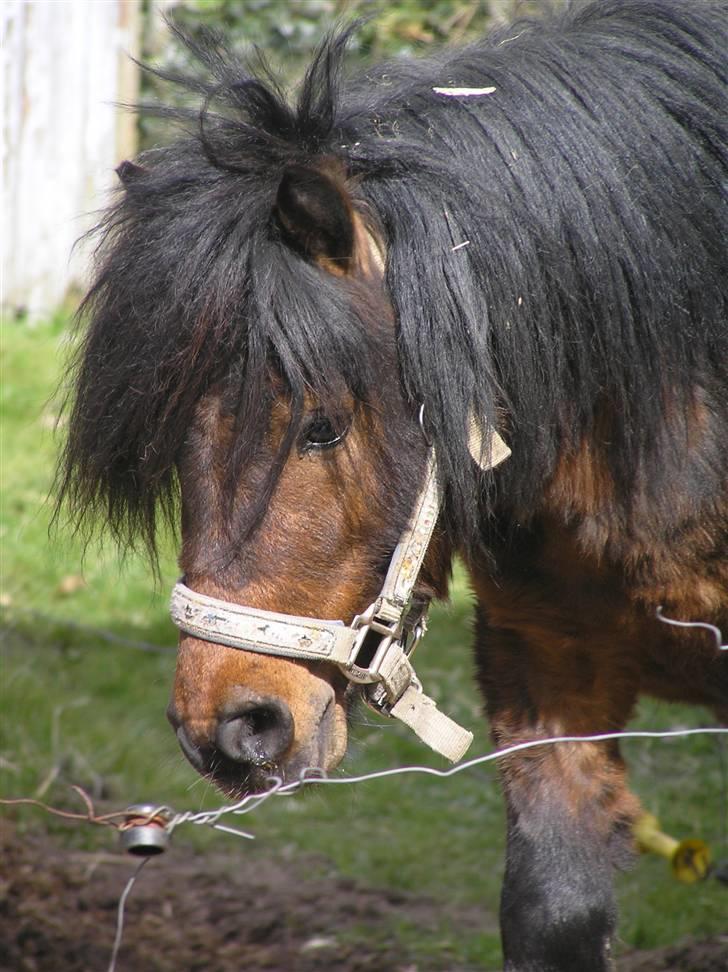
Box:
[119,804,172,857]
[633,812,711,883]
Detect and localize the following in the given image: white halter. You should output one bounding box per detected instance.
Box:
[170,422,510,763]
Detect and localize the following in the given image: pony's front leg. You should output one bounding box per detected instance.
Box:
[475,622,641,972]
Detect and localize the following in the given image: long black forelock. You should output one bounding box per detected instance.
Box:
[56,22,387,561]
[58,1,728,562]
[145,16,356,159]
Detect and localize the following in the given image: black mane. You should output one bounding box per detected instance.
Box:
[58,0,728,557]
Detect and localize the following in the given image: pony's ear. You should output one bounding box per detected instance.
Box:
[275,163,355,273]
[116,160,145,185]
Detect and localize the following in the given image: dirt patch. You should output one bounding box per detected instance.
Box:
[0,818,725,972]
[0,818,481,972]
[620,939,728,972]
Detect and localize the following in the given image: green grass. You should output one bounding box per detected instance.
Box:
[2,314,726,969]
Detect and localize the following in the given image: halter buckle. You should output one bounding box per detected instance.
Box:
[345,601,402,685]
[342,600,428,715]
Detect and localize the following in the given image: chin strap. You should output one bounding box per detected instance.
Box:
[170,427,510,763]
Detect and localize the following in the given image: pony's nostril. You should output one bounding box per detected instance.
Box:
[215,699,294,766]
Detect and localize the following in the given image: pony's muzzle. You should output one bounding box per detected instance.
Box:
[169,636,350,792]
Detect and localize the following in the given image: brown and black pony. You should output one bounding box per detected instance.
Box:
[59,1,727,968]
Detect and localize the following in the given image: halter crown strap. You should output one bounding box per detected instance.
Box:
[368,450,439,622]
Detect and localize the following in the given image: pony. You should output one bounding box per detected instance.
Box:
[58,1,727,968]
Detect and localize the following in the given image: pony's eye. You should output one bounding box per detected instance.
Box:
[300,414,346,452]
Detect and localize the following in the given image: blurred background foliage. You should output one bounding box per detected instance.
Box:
[139,0,551,147]
[149,0,499,66]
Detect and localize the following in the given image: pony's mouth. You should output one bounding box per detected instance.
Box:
[176,732,338,798]
[170,676,349,797]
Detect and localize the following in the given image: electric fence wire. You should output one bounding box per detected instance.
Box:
[166,727,728,836]
[656,607,728,649]
[107,857,149,972]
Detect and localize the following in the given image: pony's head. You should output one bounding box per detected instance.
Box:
[57,30,471,794]
[164,159,454,791]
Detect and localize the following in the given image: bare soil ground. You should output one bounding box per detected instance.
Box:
[0,819,726,972]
